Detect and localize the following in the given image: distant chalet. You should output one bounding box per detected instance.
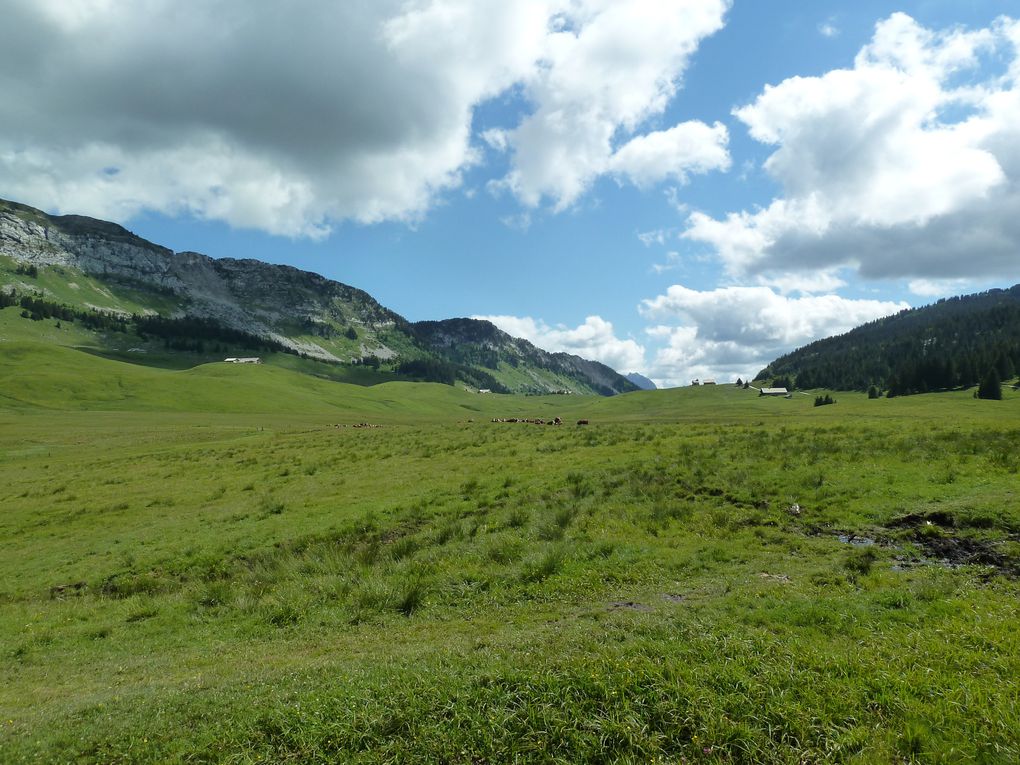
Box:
[224,357,262,364]
[759,387,788,397]
[690,378,716,386]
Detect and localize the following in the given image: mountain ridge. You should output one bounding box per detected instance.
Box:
[0,198,637,395]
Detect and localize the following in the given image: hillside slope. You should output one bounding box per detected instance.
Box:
[0,198,635,395]
[756,285,1020,393]
[410,318,637,396]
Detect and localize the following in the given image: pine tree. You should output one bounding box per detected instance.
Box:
[996,353,1015,382]
[977,368,1002,400]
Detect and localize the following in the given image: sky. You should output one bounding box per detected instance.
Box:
[2,0,1019,387]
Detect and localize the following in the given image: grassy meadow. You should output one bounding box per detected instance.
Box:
[1,343,1019,763]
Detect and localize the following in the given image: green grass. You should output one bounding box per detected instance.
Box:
[0,254,185,316]
[1,344,1019,763]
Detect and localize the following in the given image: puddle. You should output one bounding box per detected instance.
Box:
[837,534,876,546]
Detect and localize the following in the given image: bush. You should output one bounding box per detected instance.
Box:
[814,394,836,407]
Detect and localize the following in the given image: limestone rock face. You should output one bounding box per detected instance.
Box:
[1,197,638,394]
[0,200,403,361]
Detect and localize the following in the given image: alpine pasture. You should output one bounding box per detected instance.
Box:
[1,347,1019,763]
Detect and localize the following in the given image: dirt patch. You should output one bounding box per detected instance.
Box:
[806,520,1018,578]
[885,511,1018,576]
[912,535,1018,576]
[888,510,956,529]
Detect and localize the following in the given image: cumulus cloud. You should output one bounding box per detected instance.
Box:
[608,121,730,188]
[639,284,907,385]
[498,0,731,208]
[684,13,1020,282]
[473,314,645,372]
[0,0,730,237]
[3,0,545,235]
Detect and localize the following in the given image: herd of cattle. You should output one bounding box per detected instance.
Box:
[490,417,589,426]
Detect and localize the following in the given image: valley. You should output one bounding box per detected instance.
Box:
[0,355,1017,762]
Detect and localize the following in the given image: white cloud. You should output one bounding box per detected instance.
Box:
[819,22,839,39]
[3,0,555,236]
[637,228,673,247]
[755,270,848,295]
[498,0,731,209]
[640,284,907,386]
[498,211,533,231]
[651,251,683,275]
[608,121,730,188]
[474,314,645,372]
[907,278,974,297]
[481,128,511,152]
[0,1,731,237]
[684,13,1020,282]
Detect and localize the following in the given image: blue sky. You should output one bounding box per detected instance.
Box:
[2,1,1019,385]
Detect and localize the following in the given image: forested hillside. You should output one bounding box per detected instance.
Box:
[756,285,1020,394]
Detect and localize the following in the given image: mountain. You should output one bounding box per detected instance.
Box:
[0,198,636,395]
[410,318,636,396]
[755,285,1020,394]
[625,372,656,390]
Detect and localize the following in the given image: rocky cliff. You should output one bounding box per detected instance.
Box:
[0,199,407,361]
[1,198,637,394]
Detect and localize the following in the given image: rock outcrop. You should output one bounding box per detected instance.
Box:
[1,199,404,361]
